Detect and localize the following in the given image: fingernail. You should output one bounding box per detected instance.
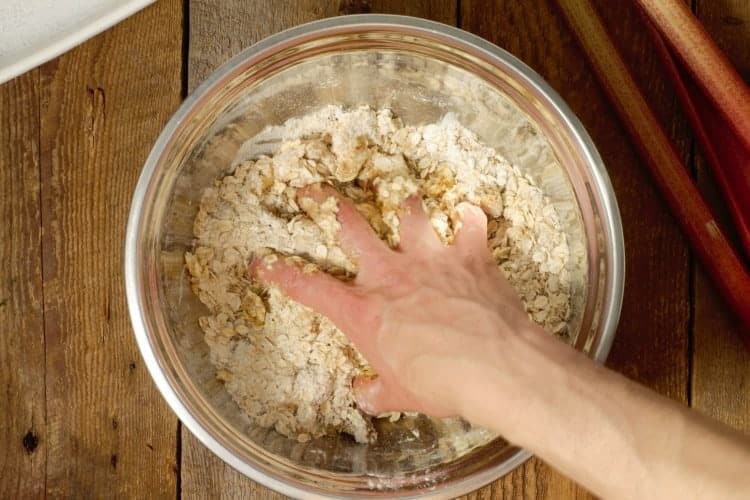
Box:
[456,202,472,215]
[262,254,278,269]
[297,183,324,202]
[354,377,381,415]
[249,253,277,279]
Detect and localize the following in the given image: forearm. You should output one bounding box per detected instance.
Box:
[457,326,750,499]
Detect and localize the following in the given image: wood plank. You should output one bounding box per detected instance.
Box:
[460,0,692,497]
[183,1,456,498]
[692,0,750,434]
[188,0,456,93]
[0,70,45,499]
[39,1,183,497]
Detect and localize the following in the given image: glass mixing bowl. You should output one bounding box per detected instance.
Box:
[125,15,624,499]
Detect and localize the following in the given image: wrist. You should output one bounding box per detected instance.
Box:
[451,321,577,442]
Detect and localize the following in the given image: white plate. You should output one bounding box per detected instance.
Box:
[0,0,155,85]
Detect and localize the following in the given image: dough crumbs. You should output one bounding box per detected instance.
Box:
[186,106,572,444]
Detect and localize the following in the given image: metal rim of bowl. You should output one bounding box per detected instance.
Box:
[125,14,625,499]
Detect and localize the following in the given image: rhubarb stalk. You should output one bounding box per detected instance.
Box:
[642,15,750,261]
[555,0,750,348]
[634,0,750,152]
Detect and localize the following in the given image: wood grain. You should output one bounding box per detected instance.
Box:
[38,1,183,497]
[692,0,750,434]
[188,0,456,93]
[460,0,692,497]
[0,71,46,499]
[184,1,455,498]
[0,0,745,498]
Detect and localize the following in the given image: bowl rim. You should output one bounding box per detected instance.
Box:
[125,13,625,499]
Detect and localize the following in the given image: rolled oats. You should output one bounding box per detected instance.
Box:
[186,106,572,444]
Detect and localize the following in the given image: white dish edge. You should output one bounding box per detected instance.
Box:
[0,0,156,85]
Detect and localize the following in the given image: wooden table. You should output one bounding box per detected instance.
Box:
[2,1,748,498]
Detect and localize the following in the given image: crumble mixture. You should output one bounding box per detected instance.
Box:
[185,106,571,444]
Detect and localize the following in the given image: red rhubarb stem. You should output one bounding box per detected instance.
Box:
[642,15,750,262]
[634,0,750,152]
[556,0,750,349]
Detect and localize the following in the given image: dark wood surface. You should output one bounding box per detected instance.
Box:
[1,0,748,498]
[38,1,183,496]
[692,0,750,435]
[1,69,45,500]
[37,1,184,497]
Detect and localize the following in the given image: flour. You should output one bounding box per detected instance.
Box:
[186,105,572,444]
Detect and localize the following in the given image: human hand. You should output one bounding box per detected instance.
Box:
[250,184,536,420]
[254,187,750,500]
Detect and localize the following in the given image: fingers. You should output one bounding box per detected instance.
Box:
[249,254,363,332]
[453,202,490,256]
[396,195,442,252]
[298,184,388,264]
